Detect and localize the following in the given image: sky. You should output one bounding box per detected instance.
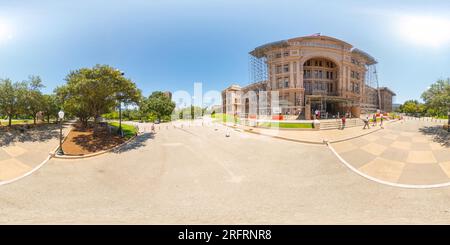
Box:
[0,0,450,104]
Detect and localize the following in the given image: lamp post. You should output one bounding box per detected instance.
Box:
[57,110,65,155]
[116,70,125,137]
[116,92,124,137]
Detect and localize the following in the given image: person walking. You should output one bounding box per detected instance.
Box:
[372,114,377,127]
[363,115,370,129]
[380,114,384,129]
[341,115,346,130]
[151,123,155,133]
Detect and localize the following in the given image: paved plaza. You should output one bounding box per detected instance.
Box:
[331,119,450,186]
[0,120,450,224]
[0,125,68,182]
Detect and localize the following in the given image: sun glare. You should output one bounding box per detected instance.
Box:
[396,15,450,48]
[0,20,14,42]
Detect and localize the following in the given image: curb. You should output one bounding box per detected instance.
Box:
[224,120,401,145]
[241,128,325,145]
[53,133,140,159]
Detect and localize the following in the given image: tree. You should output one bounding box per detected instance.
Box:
[399,100,425,115]
[58,65,141,129]
[143,91,175,122]
[42,94,59,123]
[0,78,27,126]
[24,75,45,124]
[421,78,450,117]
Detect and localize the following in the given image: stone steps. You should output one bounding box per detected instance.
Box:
[320,118,365,130]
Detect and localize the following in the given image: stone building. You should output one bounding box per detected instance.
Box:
[222,34,396,119]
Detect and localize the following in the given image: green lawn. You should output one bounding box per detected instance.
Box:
[0,119,34,125]
[109,122,138,139]
[211,113,240,123]
[259,122,313,129]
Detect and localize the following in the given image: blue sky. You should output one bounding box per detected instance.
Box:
[0,0,449,104]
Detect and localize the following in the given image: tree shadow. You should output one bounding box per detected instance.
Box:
[0,124,60,147]
[419,126,449,147]
[112,132,154,154]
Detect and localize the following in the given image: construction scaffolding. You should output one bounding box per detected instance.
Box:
[364,63,382,112]
[248,54,268,84]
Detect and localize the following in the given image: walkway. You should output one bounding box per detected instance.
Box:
[229,120,395,144]
[0,124,68,183]
[2,122,450,224]
[330,119,450,186]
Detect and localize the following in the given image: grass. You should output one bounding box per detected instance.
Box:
[211,113,240,123]
[259,122,313,129]
[109,122,138,139]
[0,119,32,125]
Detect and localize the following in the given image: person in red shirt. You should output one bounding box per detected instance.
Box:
[341,115,346,130]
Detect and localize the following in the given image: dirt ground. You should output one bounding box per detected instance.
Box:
[62,124,126,155]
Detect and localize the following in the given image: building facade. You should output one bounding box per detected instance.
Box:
[222,34,396,119]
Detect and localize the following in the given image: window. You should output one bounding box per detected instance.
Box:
[304,70,311,79]
[283,51,289,57]
[314,70,319,78]
[275,53,282,58]
[355,83,360,94]
[277,78,283,88]
[330,72,333,79]
[276,65,282,74]
[318,70,323,79]
[284,77,290,88]
[315,60,318,66]
[319,61,322,67]
[283,64,289,73]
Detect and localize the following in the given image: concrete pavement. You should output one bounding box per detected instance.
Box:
[1,122,450,224]
[331,119,450,186]
[0,124,69,183]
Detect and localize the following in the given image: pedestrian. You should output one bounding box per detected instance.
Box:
[380,114,384,128]
[151,124,155,133]
[372,114,377,127]
[363,115,370,129]
[341,115,346,130]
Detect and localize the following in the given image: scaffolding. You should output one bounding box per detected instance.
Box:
[249,54,268,84]
[364,64,382,111]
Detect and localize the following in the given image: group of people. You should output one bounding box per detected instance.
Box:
[362,113,384,130]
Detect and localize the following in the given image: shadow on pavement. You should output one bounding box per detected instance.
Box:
[112,132,154,154]
[419,126,449,147]
[0,124,60,147]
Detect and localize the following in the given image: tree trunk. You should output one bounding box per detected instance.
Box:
[47,115,50,124]
[93,114,99,137]
[8,116,12,127]
[33,116,36,125]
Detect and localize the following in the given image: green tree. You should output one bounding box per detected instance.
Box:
[400,100,425,115]
[24,75,45,124]
[421,78,450,117]
[58,65,141,129]
[0,78,27,126]
[42,94,59,123]
[143,91,175,122]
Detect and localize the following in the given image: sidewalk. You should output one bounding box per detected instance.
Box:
[0,124,70,183]
[228,120,398,144]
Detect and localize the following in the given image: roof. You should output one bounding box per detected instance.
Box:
[249,35,377,66]
[351,48,377,65]
[249,34,353,58]
[379,87,396,96]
